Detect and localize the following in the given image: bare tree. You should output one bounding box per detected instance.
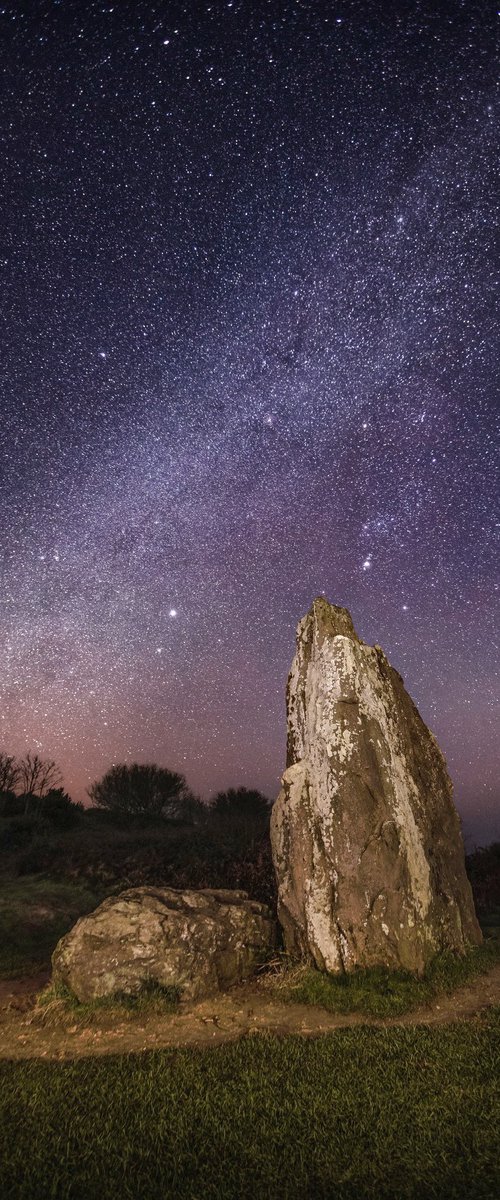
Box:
[0,752,20,794]
[19,752,63,814]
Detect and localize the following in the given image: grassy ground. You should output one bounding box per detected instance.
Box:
[0,877,105,978]
[272,934,500,1018]
[1,1020,499,1200]
[34,935,500,1027]
[2,876,499,1197]
[2,873,499,1023]
[37,978,181,1023]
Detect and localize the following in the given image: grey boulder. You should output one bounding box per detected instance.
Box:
[52,886,276,1002]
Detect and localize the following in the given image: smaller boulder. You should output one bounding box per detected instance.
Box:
[52,886,276,1003]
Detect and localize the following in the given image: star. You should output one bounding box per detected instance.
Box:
[0,0,496,847]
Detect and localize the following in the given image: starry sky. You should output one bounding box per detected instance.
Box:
[1,0,498,844]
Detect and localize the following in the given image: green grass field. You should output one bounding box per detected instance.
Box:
[1,1020,499,1200]
[1,873,500,1197]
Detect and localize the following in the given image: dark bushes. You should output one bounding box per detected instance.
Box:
[12,822,277,909]
[2,792,498,924]
[0,816,40,852]
[466,843,500,916]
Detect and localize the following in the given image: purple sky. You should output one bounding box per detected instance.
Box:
[1,1,498,847]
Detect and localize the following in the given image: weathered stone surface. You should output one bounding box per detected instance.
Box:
[271,597,482,975]
[52,886,276,1002]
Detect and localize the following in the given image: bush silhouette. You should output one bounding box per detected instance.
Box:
[206,787,271,850]
[88,762,196,820]
[40,790,83,829]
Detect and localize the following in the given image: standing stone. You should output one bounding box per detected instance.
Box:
[271,598,482,975]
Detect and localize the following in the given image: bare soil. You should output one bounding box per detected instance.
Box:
[0,964,499,1061]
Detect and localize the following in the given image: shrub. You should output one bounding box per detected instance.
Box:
[205,787,272,852]
[0,815,39,851]
[88,762,197,820]
[40,790,83,829]
[0,791,23,818]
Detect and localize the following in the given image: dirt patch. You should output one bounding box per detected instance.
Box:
[0,971,51,1013]
[0,964,499,1061]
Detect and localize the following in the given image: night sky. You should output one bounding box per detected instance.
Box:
[1,1,498,844]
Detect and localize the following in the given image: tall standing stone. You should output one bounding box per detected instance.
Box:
[270,598,482,975]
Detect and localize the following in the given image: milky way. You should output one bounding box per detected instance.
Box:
[1,1,498,843]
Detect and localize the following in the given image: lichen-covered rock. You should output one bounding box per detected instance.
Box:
[52,887,276,1002]
[271,597,482,976]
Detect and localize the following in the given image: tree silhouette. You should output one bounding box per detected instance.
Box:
[40,788,82,828]
[207,787,271,847]
[0,752,20,795]
[18,753,63,815]
[88,762,195,819]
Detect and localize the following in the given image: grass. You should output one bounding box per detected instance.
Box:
[1,872,499,1021]
[36,978,181,1024]
[269,933,500,1018]
[0,876,106,978]
[0,1021,499,1199]
[1,877,499,1197]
